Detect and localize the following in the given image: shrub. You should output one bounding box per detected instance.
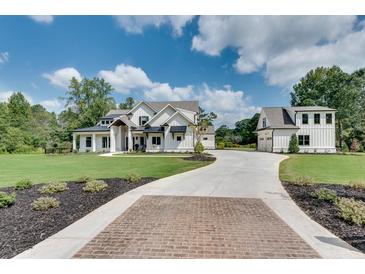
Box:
[15,179,33,190]
[293,176,314,186]
[125,173,142,182]
[0,192,16,208]
[225,141,234,148]
[75,176,90,184]
[83,180,108,193]
[216,142,225,150]
[350,181,365,190]
[194,141,204,154]
[32,197,60,211]
[311,188,337,202]
[288,134,299,153]
[342,142,349,153]
[335,197,365,226]
[39,182,68,195]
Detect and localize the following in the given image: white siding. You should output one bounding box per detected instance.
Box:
[130,103,155,126]
[146,133,165,152]
[177,108,196,123]
[201,134,215,149]
[272,129,298,153]
[79,133,110,152]
[149,106,176,126]
[296,111,336,153]
[164,126,194,152]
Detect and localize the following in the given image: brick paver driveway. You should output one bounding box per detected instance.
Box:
[74,195,319,259]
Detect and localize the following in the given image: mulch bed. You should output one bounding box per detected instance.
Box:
[184,153,216,161]
[0,177,155,259]
[283,182,365,253]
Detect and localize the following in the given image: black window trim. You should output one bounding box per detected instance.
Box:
[314,113,320,124]
[302,113,308,125]
[152,136,161,145]
[86,136,92,148]
[326,113,333,124]
[298,135,310,146]
[139,116,149,126]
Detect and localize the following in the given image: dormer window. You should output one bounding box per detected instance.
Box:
[262,118,267,128]
[326,113,332,124]
[302,114,308,124]
[139,116,149,126]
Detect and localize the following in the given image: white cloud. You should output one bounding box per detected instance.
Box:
[39,98,64,113]
[98,64,153,93]
[144,83,194,101]
[198,84,260,126]
[0,91,33,104]
[29,15,54,24]
[192,16,362,87]
[114,16,194,36]
[0,52,9,63]
[43,67,82,88]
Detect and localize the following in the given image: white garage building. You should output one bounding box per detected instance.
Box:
[256,106,336,153]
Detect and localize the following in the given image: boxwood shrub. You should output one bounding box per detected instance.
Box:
[39,182,68,195]
[335,197,365,226]
[15,179,33,190]
[0,192,16,208]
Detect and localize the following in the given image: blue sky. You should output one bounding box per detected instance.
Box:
[0,16,364,126]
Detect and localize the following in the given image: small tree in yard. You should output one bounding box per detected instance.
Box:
[194,141,204,154]
[288,134,300,153]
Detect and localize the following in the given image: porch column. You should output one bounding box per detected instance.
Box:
[110,126,116,153]
[92,133,96,152]
[128,126,133,152]
[72,133,77,151]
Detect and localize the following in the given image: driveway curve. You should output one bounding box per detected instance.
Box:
[17,150,364,258]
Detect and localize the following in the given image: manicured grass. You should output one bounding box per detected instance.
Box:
[280,153,365,184]
[0,154,211,187]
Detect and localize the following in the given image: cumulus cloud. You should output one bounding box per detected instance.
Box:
[29,15,54,24]
[38,98,64,113]
[114,16,194,36]
[97,63,258,126]
[197,84,260,126]
[43,67,82,88]
[192,16,363,87]
[0,52,9,63]
[98,64,153,93]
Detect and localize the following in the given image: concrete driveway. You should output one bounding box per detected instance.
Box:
[16,150,365,258]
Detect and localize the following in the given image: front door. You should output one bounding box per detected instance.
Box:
[140,137,145,147]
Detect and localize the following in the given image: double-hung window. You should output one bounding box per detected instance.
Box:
[298,135,310,146]
[302,114,308,125]
[152,136,161,145]
[262,118,267,128]
[326,113,332,124]
[314,113,320,124]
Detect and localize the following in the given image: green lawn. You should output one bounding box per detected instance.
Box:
[0,154,211,187]
[280,153,365,184]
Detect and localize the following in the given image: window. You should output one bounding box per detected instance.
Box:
[326,113,332,124]
[262,117,267,128]
[101,120,105,125]
[302,114,308,124]
[139,116,149,126]
[152,136,161,145]
[298,135,310,146]
[102,137,110,148]
[86,137,92,148]
[203,137,208,140]
[314,113,320,124]
[176,136,182,142]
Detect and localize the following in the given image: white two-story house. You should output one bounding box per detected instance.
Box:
[256,106,336,153]
[72,100,215,153]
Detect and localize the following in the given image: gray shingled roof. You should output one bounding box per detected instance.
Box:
[103,109,130,118]
[260,107,298,130]
[74,126,110,132]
